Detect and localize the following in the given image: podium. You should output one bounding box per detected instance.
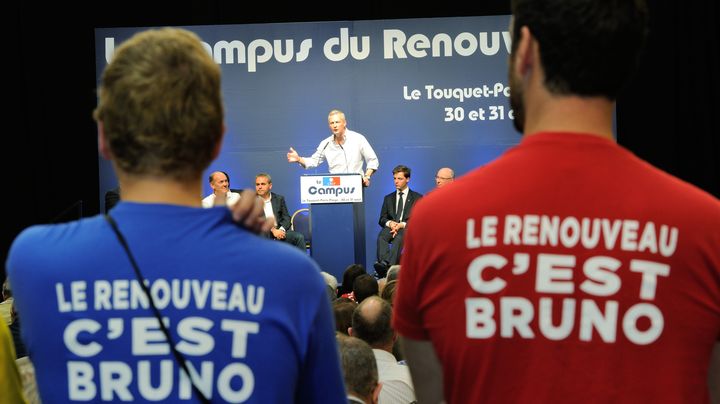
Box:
[300,173,366,282]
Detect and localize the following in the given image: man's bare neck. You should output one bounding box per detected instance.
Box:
[524,94,615,141]
[116,176,203,207]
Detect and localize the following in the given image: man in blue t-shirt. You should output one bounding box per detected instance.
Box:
[7,28,345,403]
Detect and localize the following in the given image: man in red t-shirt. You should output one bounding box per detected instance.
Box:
[393,1,720,403]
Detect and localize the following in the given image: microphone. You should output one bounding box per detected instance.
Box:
[338,143,349,173]
[320,140,331,153]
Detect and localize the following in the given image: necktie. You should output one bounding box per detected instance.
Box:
[396,191,404,221]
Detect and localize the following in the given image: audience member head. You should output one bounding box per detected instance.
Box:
[353,274,379,304]
[337,334,381,404]
[380,280,398,306]
[386,265,401,283]
[94,28,223,182]
[333,298,357,335]
[435,167,455,188]
[339,264,366,296]
[350,296,394,351]
[325,285,336,302]
[320,271,338,292]
[320,271,338,301]
[509,0,648,132]
[376,277,387,296]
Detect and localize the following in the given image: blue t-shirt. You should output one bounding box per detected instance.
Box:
[7,202,346,403]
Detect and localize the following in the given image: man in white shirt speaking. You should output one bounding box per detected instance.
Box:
[287,109,379,187]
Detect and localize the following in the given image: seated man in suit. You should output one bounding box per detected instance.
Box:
[255,172,307,251]
[374,165,422,277]
[201,170,241,207]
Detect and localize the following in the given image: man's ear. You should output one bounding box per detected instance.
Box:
[98,122,112,160]
[513,26,535,79]
[372,382,383,404]
[347,327,353,337]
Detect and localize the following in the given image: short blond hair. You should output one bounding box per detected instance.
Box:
[95,28,223,181]
[328,109,346,122]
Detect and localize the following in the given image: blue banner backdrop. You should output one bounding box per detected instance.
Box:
[95,15,520,271]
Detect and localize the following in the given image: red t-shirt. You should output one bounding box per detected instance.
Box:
[394,132,720,403]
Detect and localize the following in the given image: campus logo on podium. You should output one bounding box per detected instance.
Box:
[322,177,341,186]
[301,174,363,203]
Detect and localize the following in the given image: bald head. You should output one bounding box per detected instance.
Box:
[208,171,229,195]
[358,296,385,322]
[351,296,393,348]
[435,167,454,188]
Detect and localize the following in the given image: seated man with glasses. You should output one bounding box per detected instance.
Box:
[434,167,455,188]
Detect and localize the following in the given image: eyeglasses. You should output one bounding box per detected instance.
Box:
[435,176,453,180]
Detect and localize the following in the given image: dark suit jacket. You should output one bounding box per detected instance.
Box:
[270,193,293,230]
[378,188,422,227]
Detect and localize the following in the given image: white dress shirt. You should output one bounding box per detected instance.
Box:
[302,129,379,175]
[262,194,275,220]
[201,191,241,208]
[373,349,416,404]
[386,188,410,228]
